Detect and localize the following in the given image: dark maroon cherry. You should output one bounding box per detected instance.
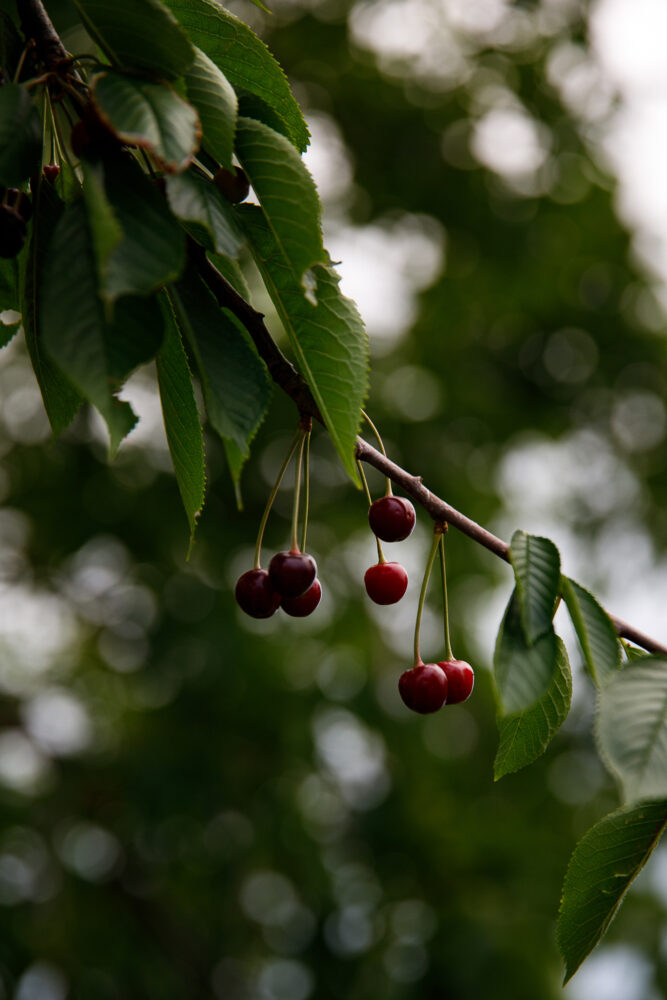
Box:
[6,189,32,222]
[398,662,448,714]
[364,562,408,605]
[438,659,474,704]
[269,549,317,599]
[368,496,416,542]
[282,578,322,618]
[0,205,26,258]
[213,165,250,203]
[235,568,281,619]
[43,164,61,184]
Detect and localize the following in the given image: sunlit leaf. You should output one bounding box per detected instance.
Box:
[509,530,560,644]
[557,801,667,982]
[562,577,622,686]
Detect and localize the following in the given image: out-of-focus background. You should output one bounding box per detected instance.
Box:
[1,0,667,997]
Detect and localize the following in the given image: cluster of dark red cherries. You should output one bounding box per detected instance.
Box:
[234,426,474,714]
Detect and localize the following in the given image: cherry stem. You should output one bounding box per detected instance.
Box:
[357,459,385,564]
[290,430,307,552]
[253,429,303,570]
[361,409,392,497]
[413,528,442,667]
[439,532,454,661]
[300,429,311,554]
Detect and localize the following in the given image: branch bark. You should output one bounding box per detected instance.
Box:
[16,0,69,71]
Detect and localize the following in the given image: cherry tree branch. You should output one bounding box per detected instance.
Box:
[16,0,69,71]
[198,256,667,658]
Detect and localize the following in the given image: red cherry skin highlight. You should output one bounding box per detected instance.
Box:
[269,549,317,598]
[282,578,322,617]
[398,663,448,714]
[364,562,408,605]
[235,569,281,619]
[368,496,416,542]
[438,660,474,704]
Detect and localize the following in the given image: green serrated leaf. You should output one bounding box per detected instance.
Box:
[81,159,123,291]
[156,294,206,550]
[236,90,292,144]
[240,204,368,484]
[169,265,271,454]
[557,800,667,982]
[166,170,243,257]
[509,530,561,644]
[73,0,194,79]
[21,182,82,434]
[597,657,667,805]
[493,590,571,777]
[493,589,566,715]
[163,0,309,152]
[235,117,324,290]
[562,577,622,687]
[185,48,236,169]
[91,71,200,174]
[0,12,22,77]
[0,84,42,187]
[104,294,165,381]
[40,199,136,452]
[209,252,250,298]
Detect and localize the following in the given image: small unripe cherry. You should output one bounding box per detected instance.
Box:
[364,562,408,605]
[369,496,416,542]
[438,659,474,704]
[235,568,281,619]
[269,549,317,598]
[398,662,448,714]
[282,578,322,617]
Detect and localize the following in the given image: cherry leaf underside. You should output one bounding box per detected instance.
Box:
[597,657,667,805]
[561,577,622,687]
[166,170,243,258]
[163,0,309,151]
[557,800,667,983]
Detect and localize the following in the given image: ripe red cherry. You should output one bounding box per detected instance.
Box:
[269,549,317,598]
[213,165,250,203]
[368,496,416,542]
[282,578,322,617]
[398,663,448,714]
[364,562,408,605]
[438,659,474,704]
[235,569,281,619]
[43,164,61,184]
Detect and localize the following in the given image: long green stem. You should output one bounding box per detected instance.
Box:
[362,409,392,497]
[253,429,303,569]
[290,431,307,551]
[300,430,311,553]
[357,459,384,563]
[413,529,441,666]
[439,534,454,661]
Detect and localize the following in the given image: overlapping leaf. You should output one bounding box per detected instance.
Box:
[509,530,560,644]
[73,0,194,79]
[156,294,206,550]
[0,12,22,77]
[557,801,667,982]
[91,71,200,174]
[597,657,667,805]
[166,171,242,257]
[0,84,42,186]
[562,577,622,686]
[241,205,368,484]
[163,0,309,151]
[184,48,236,169]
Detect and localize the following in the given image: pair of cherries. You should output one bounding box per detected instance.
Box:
[399,659,474,714]
[364,495,415,605]
[236,549,321,619]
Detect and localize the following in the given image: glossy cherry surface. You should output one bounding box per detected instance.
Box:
[282,578,322,617]
[364,562,408,605]
[368,496,416,542]
[235,569,281,619]
[269,549,317,598]
[438,659,474,704]
[398,663,448,714]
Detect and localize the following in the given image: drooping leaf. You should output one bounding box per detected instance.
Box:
[87,154,185,305]
[0,12,22,77]
[493,589,565,715]
[209,252,250,298]
[156,294,206,550]
[73,0,194,79]
[597,657,667,805]
[40,199,136,451]
[0,84,42,186]
[163,0,309,152]
[240,204,368,484]
[169,265,272,455]
[509,530,561,644]
[235,117,325,290]
[21,182,82,434]
[494,592,571,778]
[81,159,123,291]
[91,71,200,174]
[236,90,291,144]
[166,170,243,257]
[557,800,667,982]
[104,294,165,381]
[184,48,236,169]
[562,577,622,687]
